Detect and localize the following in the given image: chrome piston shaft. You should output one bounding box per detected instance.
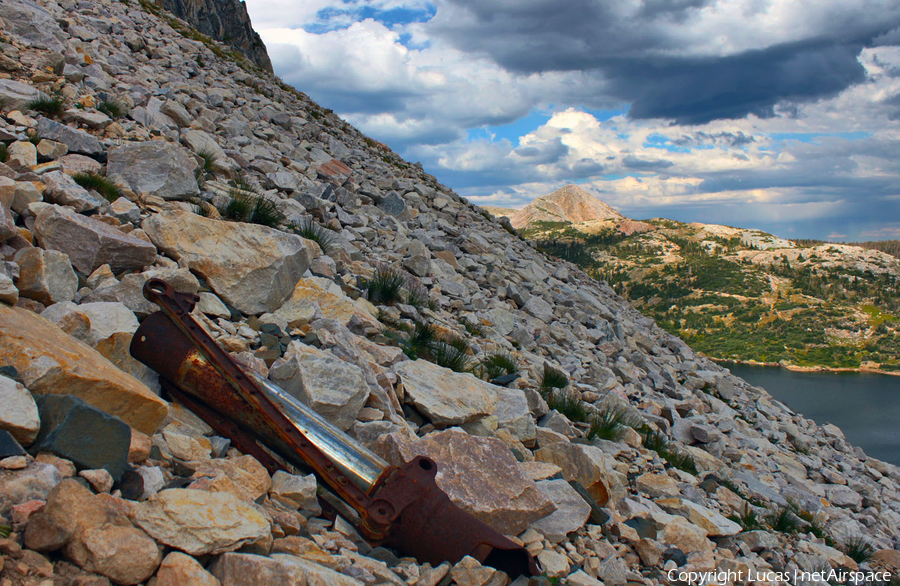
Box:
[131,311,387,492]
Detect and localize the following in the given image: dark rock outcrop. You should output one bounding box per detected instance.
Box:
[152,0,272,72]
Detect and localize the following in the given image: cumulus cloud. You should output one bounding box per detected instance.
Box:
[244,0,900,238]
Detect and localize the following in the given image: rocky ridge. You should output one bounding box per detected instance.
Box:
[150,0,273,72]
[501,187,900,371]
[485,185,623,230]
[0,2,898,586]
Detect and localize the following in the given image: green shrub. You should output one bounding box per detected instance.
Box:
[843,536,875,563]
[294,217,336,254]
[538,364,568,390]
[73,172,120,202]
[218,192,285,228]
[429,340,472,373]
[365,267,406,305]
[544,389,589,422]
[26,94,65,118]
[639,427,697,474]
[403,320,437,358]
[768,506,800,534]
[728,503,761,531]
[587,405,631,441]
[219,193,253,221]
[479,352,519,381]
[97,99,125,119]
[0,524,10,538]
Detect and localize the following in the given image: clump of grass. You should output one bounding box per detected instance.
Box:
[364,266,406,305]
[587,405,632,441]
[843,536,875,563]
[728,503,762,531]
[0,143,7,163]
[97,99,125,119]
[403,320,437,358]
[478,352,519,381]
[195,147,221,177]
[73,172,120,202]
[639,427,698,475]
[218,192,285,228]
[26,94,65,118]
[230,175,257,193]
[544,389,589,422]
[0,524,10,538]
[768,506,801,534]
[294,217,336,254]
[538,364,568,390]
[428,339,472,373]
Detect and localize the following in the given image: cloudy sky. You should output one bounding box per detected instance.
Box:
[244,0,900,240]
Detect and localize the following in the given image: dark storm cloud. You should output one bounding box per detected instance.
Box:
[513,137,569,164]
[622,155,675,170]
[429,0,900,124]
[670,131,755,148]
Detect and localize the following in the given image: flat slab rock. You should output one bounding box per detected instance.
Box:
[394,359,494,425]
[34,204,157,274]
[107,141,199,200]
[399,429,555,535]
[143,210,312,314]
[133,489,271,556]
[211,552,363,586]
[0,303,167,434]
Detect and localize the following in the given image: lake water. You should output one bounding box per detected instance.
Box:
[723,363,900,466]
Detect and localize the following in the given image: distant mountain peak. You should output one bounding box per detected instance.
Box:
[506,185,623,229]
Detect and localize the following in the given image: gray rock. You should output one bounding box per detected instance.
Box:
[42,171,106,212]
[0,199,15,242]
[36,118,102,155]
[108,197,141,224]
[13,247,77,305]
[269,471,319,512]
[0,273,17,305]
[160,101,192,127]
[0,0,66,51]
[181,129,233,171]
[0,78,39,110]
[211,553,363,586]
[523,296,554,322]
[378,192,408,218]
[143,211,310,314]
[531,479,591,543]
[394,360,494,426]
[29,394,131,481]
[268,341,369,431]
[0,461,61,517]
[34,205,157,274]
[107,142,199,200]
[0,374,40,447]
[7,141,36,169]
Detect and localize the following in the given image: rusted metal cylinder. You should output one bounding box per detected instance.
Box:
[131,311,387,492]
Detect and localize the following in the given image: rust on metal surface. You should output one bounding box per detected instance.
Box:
[131,279,540,578]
